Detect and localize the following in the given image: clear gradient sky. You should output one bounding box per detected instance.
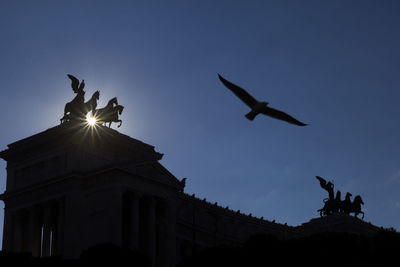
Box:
[1,1,400,248]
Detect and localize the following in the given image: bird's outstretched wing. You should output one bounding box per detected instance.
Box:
[261,106,307,126]
[67,74,80,93]
[218,74,258,108]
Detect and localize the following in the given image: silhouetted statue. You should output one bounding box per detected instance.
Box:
[317,176,342,216]
[315,177,365,219]
[342,192,352,214]
[179,178,187,192]
[217,74,307,126]
[350,195,364,219]
[102,105,124,128]
[316,176,334,200]
[60,74,86,123]
[318,199,333,216]
[93,97,118,117]
[335,190,342,210]
[60,75,124,127]
[84,90,100,115]
[94,98,124,127]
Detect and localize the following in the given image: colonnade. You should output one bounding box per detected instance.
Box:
[123,192,176,267]
[6,199,64,257]
[4,192,177,267]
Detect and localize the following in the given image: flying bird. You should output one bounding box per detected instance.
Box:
[218,74,307,126]
[67,74,85,94]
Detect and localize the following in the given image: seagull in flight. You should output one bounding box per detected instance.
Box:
[218,74,307,126]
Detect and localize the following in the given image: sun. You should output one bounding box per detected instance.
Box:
[86,112,97,126]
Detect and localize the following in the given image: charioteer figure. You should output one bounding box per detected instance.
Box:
[60,74,124,128]
[60,74,86,123]
[315,176,365,219]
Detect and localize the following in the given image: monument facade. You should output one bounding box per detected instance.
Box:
[0,124,300,266]
[0,75,379,266]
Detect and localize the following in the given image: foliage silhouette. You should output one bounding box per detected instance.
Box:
[1,231,399,266]
[177,229,400,267]
[80,243,151,266]
[0,243,150,267]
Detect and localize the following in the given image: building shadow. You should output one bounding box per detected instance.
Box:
[177,229,400,267]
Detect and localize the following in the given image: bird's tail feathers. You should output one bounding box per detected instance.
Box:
[245,112,257,121]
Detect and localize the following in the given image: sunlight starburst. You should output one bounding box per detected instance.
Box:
[86,112,97,126]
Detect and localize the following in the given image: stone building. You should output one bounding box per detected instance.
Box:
[0,124,380,266]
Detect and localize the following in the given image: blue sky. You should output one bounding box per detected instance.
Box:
[1,0,400,247]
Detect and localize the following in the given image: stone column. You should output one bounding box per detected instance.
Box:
[55,199,65,256]
[147,197,156,265]
[51,224,57,256]
[108,187,124,247]
[165,200,177,267]
[2,206,14,252]
[128,192,140,250]
[42,204,53,257]
[29,206,41,257]
[176,238,181,264]
[13,211,23,252]
[63,191,85,259]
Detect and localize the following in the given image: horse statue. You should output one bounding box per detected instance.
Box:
[350,195,364,219]
[318,193,343,217]
[318,198,335,217]
[334,190,342,212]
[93,97,118,122]
[98,105,124,128]
[341,192,352,215]
[84,90,100,115]
[60,75,125,128]
[60,74,86,123]
[316,176,338,216]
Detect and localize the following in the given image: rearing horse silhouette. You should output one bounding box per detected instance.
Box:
[100,105,124,128]
[350,195,364,219]
[341,192,352,214]
[84,91,100,115]
[94,97,118,123]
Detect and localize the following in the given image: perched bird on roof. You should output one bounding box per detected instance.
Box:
[218,74,307,126]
